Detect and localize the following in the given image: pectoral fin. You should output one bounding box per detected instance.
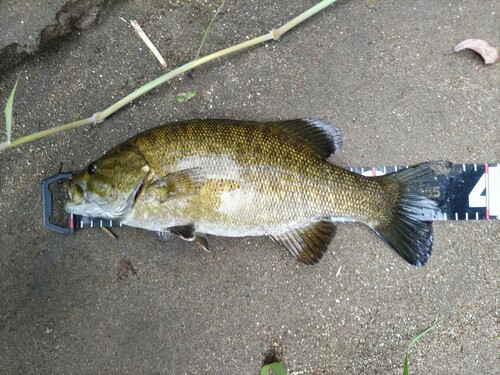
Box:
[168,225,210,252]
[270,220,337,265]
[153,168,206,202]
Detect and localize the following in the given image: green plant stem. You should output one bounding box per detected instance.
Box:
[0,117,95,150]
[95,32,273,121]
[4,75,20,144]
[403,319,443,375]
[195,0,226,61]
[272,0,337,39]
[1,0,339,152]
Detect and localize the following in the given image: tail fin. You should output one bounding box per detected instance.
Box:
[373,161,452,267]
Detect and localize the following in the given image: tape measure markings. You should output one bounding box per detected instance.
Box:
[42,162,500,233]
[350,162,499,222]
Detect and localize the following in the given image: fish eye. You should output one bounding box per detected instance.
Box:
[87,164,97,175]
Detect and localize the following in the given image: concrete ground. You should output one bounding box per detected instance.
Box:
[0,0,498,374]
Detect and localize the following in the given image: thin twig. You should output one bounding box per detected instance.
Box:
[130,19,167,68]
[101,227,118,239]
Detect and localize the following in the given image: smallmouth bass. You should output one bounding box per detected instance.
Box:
[65,118,450,266]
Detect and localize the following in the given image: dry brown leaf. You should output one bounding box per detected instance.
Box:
[454,39,499,64]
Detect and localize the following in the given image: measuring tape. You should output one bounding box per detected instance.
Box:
[42,162,499,233]
[350,162,500,221]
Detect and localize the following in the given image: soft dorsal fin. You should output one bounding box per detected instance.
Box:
[271,118,343,158]
[270,219,337,265]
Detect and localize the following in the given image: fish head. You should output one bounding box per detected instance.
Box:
[65,146,150,220]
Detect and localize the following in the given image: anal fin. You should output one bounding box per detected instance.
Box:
[270,220,337,265]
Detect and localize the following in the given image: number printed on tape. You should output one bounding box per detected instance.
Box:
[351,163,500,221]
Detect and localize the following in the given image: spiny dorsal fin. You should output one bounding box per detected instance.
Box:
[270,220,337,265]
[271,118,343,158]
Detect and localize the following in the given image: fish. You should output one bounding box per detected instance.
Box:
[65,118,451,266]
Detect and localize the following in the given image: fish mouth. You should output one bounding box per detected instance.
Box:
[65,178,84,205]
[64,173,149,219]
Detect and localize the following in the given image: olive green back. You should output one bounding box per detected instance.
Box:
[122,119,385,233]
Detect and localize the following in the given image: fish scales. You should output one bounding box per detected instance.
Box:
[127,120,382,233]
[65,118,451,266]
